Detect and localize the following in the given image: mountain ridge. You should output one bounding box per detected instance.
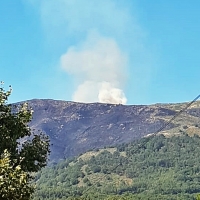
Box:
[15,99,200,162]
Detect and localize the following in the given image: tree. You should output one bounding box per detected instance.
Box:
[0,150,34,200]
[0,83,50,198]
[196,194,200,200]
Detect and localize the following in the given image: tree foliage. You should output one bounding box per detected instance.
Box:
[0,83,50,199]
[0,150,34,200]
[0,83,50,172]
[34,133,200,199]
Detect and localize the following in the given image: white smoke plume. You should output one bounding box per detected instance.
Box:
[98,82,127,104]
[25,0,155,104]
[60,32,127,104]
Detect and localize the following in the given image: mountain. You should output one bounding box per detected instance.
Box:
[20,99,200,162]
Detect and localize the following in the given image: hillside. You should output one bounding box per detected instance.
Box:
[19,99,200,162]
[33,133,200,200]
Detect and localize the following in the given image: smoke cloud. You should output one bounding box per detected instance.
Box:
[25,0,155,104]
[60,32,127,104]
[98,82,127,104]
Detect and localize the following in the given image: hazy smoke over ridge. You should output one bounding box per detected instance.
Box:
[61,32,127,104]
[26,0,153,104]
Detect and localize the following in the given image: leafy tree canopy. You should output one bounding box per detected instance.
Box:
[0,150,34,200]
[0,83,50,199]
[0,83,50,172]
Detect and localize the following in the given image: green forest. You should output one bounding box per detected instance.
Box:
[33,133,200,200]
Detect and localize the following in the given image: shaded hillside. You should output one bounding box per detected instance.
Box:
[33,134,200,200]
[18,99,200,162]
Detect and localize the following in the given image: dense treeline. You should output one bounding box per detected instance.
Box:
[33,133,200,199]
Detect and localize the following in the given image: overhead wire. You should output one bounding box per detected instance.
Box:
[154,94,200,134]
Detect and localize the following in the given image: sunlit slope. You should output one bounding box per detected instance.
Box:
[34,133,200,200]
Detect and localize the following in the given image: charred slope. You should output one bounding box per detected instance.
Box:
[19,99,200,162]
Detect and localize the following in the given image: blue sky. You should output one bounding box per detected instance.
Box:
[1,0,200,105]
